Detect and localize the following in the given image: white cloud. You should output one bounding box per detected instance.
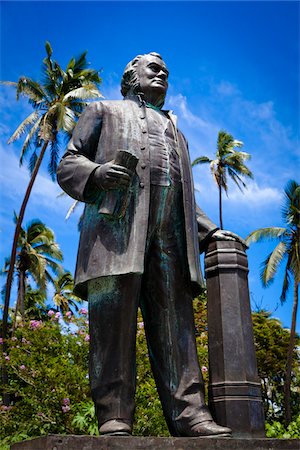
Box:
[216,80,240,97]
[168,93,212,129]
[223,181,282,207]
[0,143,77,214]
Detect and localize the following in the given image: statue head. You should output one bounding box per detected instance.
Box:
[121,52,169,108]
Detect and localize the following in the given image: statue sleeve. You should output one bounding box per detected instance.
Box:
[196,204,219,253]
[56,102,103,203]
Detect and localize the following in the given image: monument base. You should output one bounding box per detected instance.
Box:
[10,435,299,450]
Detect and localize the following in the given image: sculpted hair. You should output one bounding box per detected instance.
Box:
[121,52,163,97]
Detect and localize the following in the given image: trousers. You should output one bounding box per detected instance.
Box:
[88,185,212,436]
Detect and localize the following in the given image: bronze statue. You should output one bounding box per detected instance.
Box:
[57,52,242,437]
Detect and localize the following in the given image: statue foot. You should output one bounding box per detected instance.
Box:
[184,420,232,438]
[99,419,132,436]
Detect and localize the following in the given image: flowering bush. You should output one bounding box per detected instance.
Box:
[0,293,209,445]
[0,312,90,445]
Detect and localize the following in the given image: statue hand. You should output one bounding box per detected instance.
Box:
[94,161,133,190]
[211,230,248,248]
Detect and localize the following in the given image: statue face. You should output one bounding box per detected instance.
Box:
[137,55,169,104]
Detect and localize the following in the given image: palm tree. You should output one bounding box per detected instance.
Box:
[3,219,63,328]
[192,130,253,229]
[52,271,82,314]
[1,41,102,344]
[246,180,300,425]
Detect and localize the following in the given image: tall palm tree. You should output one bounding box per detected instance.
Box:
[52,271,82,314]
[3,219,63,328]
[246,180,300,425]
[1,42,102,343]
[192,130,253,229]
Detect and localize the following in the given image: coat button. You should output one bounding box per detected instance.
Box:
[140,182,145,188]
[142,129,147,133]
[141,146,146,151]
[140,116,146,119]
[140,163,146,169]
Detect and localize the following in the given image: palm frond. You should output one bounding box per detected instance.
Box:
[282,180,300,226]
[7,111,40,144]
[227,167,246,190]
[48,138,60,181]
[63,85,102,101]
[45,41,53,58]
[19,116,43,165]
[260,241,287,286]
[0,81,18,87]
[246,227,286,245]
[65,200,80,220]
[191,156,211,167]
[16,77,47,104]
[28,151,38,175]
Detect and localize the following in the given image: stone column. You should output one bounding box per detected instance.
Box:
[204,241,265,438]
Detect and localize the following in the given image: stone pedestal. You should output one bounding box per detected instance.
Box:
[205,241,265,438]
[10,435,300,450]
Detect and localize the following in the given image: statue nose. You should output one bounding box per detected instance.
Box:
[158,71,167,80]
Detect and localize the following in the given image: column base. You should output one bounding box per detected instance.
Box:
[10,435,299,450]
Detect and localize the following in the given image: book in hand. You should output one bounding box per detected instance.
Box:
[98,150,139,219]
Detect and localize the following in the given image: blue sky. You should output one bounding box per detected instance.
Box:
[0,1,299,332]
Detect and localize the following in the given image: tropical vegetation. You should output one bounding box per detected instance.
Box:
[192,130,253,229]
[246,180,300,425]
[2,219,63,330]
[1,41,102,347]
[0,295,299,448]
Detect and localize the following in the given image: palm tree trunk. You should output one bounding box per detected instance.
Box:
[219,184,223,229]
[1,140,48,405]
[284,279,299,425]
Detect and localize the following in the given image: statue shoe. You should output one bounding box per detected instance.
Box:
[187,420,232,438]
[99,419,132,436]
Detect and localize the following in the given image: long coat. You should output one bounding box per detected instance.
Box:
[57,96,218,298]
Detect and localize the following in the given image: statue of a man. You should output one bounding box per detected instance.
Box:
[57,52,239,437]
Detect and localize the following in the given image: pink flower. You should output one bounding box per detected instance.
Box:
[1,405,12,411]
[30,320,42,329]
[84,334,90,342]
[54,312,61,320]
[201,366,208,373]
[48,310,55,317]
[0,338,3,344]
[11,337,17,342]
[5,356,10,361]
[62,398,70,406]
[19,365,26,370]
[79,308,88,315]
[138,322,144,329]
[65,311,72,318]
[37,412,43,417]
[62,405,70,413]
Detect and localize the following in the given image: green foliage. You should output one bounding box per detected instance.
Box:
[0,312,90,443]
[247,180,300,424]
[246,180,300,301]
[2,41,102,177]
[252,311,300,421]
[134,311,169,436]
[266,416,300,438]
[0,294,210,445]
[1,291,299,446]
[72,401,99,436]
